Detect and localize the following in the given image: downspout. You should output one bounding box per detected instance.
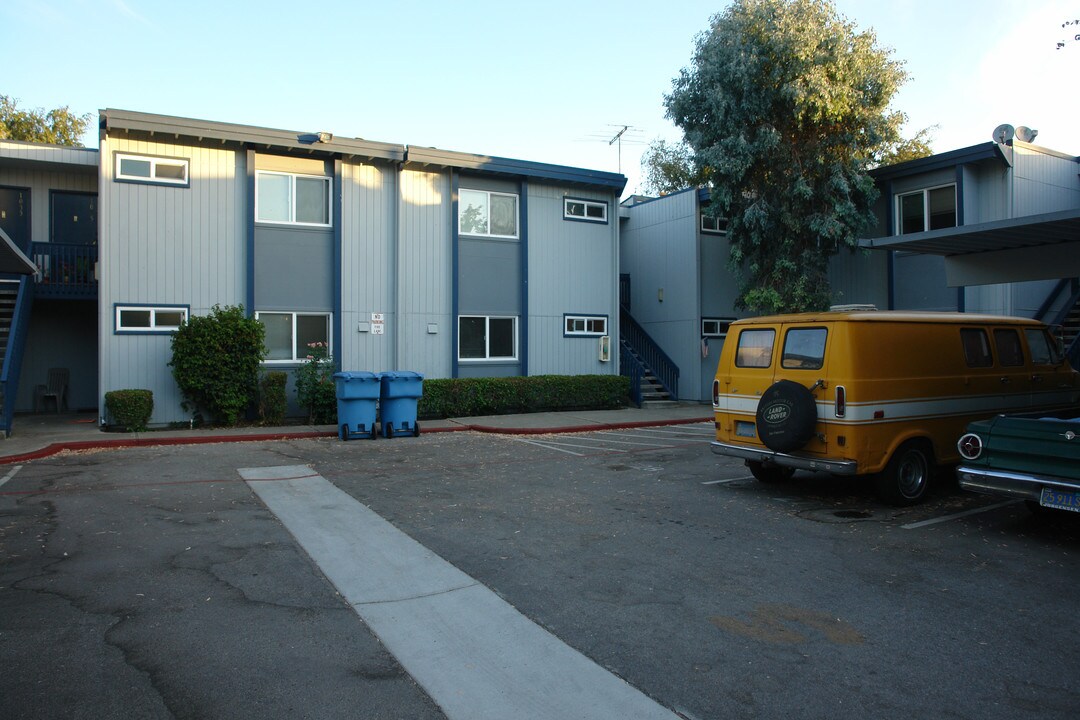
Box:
[394,161,404,371]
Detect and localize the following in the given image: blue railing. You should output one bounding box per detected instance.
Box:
[620,342,644,407]
[31,242,97,298]
[1,277,33,436]
[619,306,679,401]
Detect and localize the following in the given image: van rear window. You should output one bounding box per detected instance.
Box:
[1025,328,1063,365]
[961,329,992,367]
[782,328,827,370]
[735,329,775,368]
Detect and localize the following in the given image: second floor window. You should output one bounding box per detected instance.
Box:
[459,189,518,238]
[256,171,331,226]
[896,184,956,235]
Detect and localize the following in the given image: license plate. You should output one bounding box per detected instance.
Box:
[735,421,756,438]
[1039,487,1080,513]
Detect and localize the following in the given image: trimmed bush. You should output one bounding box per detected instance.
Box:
[104,389,154,432]
[294,342,336,425]
[418,375,629,419]
[169,305,266,426]
[258,371,288,426]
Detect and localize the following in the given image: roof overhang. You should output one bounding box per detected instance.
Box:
[100,109,406,163]
[0,228,39,275]
[405,146,627,193]
[861,208,1080,286]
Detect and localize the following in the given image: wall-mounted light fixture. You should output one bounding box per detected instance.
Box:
[658,288,664,303]
[317,131,333,143]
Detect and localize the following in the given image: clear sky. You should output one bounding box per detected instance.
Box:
[3,0,1078,197]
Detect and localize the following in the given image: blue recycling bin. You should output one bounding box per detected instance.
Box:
[379,371,424,438]
[333,371,380,440]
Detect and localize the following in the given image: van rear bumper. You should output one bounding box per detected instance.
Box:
[957,466,1079,501]
[711,441,858,476]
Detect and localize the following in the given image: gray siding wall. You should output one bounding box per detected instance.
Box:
[254,225,333,310]
[620,190,701,400]
[526,183,618,378]
[20,300,97,412]
[827,249,888,309]
[99,136,246,425]
[1013,145,1080,216]
[698,232,744,401]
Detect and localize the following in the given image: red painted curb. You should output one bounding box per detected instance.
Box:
[0,417,712,465]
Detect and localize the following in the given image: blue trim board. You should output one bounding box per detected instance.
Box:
[245,149,256,316]
[871,142,1009,182]
[520,179,528,377]
[451,171,460,379]
[333,158,343,372]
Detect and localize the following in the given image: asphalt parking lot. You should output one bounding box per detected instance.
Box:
[2,423,1079,719]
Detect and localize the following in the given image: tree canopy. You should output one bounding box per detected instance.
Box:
[665,0,911,313]
[0,95,91,147]
[640,138,707,196]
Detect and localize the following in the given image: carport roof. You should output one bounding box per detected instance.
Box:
[861,208,1080,256]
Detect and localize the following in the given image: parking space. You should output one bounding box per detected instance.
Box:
[2,426,1079,719]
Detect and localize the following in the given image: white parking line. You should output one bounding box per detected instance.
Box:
[510,438,585,456]
[598,430,707,442]
[581,434,676,448]
[241,466,679,720]
[701,476,754,485]
[0,465,23,489]
[510,438,627,454]
[901,500,1021,529]
[621,426,714,437]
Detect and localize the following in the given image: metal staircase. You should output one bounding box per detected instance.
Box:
[619,306,679,407]
[1036,278,1080,368]
[0,277,33,436]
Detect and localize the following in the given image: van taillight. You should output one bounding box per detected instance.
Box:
[712,379,720,406]
[835,385,846,418]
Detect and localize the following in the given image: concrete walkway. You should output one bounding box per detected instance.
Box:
[0,405,712,464]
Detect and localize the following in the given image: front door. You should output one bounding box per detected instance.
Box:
[51,191,97,245]
[0,187,30,251]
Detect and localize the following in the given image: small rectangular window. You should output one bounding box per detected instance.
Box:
[564,198,608,223]
[460,189,519,238]
[115,305,189,333]
[735,329,775,368]
[255,311,332,363]
[782,328,827,370]
[256,171,332,227]
[702,318,734,337]
[994,328,1024,367]
[115,153,189,186]
[701,214,728,234]
[564,314,608,337]
[458,315,518,360]
[961,328,993,368]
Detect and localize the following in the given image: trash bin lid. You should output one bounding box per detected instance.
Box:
[379,371,425,380]
[333,371,380,381]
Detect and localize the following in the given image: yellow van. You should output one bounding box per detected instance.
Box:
[711,310,1079,504]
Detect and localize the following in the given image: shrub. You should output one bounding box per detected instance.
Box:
[169,305,265,426]
[418,375,629,419]
[258,371,288,426]
[294,342,336,424]
[104,389,154,432]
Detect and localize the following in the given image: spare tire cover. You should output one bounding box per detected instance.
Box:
[755,380,817,453]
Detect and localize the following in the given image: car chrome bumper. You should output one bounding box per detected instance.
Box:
[710,441,858,476]
[957,466,1080,501]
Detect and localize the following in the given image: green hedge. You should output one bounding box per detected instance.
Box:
[258,372,288,426]
[417,375,629,419]
[104,389,154,432]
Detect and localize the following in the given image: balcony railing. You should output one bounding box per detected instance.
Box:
[31,242,97,298]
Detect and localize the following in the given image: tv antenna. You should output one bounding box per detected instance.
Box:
[583,124,644,173]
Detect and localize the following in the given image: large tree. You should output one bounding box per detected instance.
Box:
[665,0,909,313]
[0,95,91,147]
[640,138,708,195]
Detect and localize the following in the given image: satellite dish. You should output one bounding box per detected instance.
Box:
[1015,126,1038,143]
[992,124,1015,144]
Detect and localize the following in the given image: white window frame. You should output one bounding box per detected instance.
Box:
[895,183,956,235]
[115,153,189,186]
[700,214,727,234]
[458,189,519,239]
[564,314,608,337]
[563,198,608,223]
[115,305,189,333]
[255,170,333,227]
[701,318,734,338]
[458,315,518,361]
[255,311,333,364]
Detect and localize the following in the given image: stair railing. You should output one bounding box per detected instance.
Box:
[619,342,644,407]
[1,277,33,436]
[619,306,679,401]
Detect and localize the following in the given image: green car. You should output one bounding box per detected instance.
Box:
[957,409,1080,514]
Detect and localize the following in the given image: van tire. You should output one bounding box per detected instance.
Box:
[875,440,933,506]
[748,461,795,484]
[755,380,818,453]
